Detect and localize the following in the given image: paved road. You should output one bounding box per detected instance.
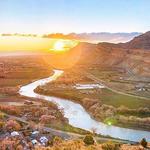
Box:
[6,114,135,144]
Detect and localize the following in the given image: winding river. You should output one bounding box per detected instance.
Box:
[19,70,150,142]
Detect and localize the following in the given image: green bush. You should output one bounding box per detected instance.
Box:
[83,135,95,145]
[140,138,147,148]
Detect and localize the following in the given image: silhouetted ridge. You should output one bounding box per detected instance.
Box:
[122,31,150,49]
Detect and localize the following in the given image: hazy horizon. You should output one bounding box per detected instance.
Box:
[0,31,142,35]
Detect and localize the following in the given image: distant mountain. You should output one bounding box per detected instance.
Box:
[50,32,150,77]
[121,31,150,49]
[43,32,141,43]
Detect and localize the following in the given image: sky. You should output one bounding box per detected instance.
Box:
[0,0,150,34]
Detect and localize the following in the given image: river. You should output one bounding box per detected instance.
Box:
[19,70,150,142]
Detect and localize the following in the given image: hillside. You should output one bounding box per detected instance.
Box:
[75,43,150,77]
[50,32,150,77]
[121,31,150,49]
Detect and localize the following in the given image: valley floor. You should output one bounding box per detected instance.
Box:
[35,67,150,131]
[0,54,150,149]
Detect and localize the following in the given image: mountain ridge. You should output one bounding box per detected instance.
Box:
[53,31,150,77]
[43,32,141,43]
[121,31,150,49]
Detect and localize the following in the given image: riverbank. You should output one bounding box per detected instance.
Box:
[34,69,150,132]
[0,55,92,136]
[35,87,150,132]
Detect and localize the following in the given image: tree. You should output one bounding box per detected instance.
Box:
[140,138,147,148]
[5,120,21,131]
[83,135,95,145]
[0,138,15,150]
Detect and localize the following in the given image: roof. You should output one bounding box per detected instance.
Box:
[32,131,39,135]
[40,136,48,143]
[11,131,19,136]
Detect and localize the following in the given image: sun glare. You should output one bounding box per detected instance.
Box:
[50,40,78,52]
[53,41,65,51]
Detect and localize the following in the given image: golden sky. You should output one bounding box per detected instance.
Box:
[0,36,77,52]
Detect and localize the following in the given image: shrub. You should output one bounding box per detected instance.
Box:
[16,145,23,150]
[0,105,20,116]
[5,120,21,131]
[52,136,63,146]
[140,138,147,148]
[0,112,5,119]
[0,121,5,129]
[39,115,56,124]
[0,138,15,150]
[83,135,95,145]
[102,142,120,150]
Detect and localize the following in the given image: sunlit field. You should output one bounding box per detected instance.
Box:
[0,36,78,52]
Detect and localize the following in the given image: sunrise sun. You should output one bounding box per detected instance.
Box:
[50,40,78,52]
[53,41,65,51]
